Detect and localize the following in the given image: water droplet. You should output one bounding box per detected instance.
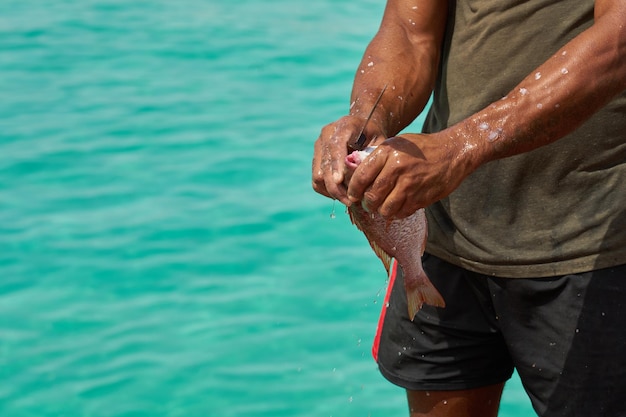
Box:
[519,87,529,96]
[561,68,569,75]
[479,122,489,130]
[368,61,374,67]
[535,72,542,80]
[537,103,543,109]
[487,128,503,142]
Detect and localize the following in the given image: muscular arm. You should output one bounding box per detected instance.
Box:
[348,0,626,218]
[312,0,447,204]
[458,0,626,167]
[349,0,447,138]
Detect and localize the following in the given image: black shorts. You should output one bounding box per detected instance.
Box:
[373,254,626,416]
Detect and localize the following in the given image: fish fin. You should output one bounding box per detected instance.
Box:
[349,209,392,273]
[405,274,445,321]
[372,241,392,274]
[347,207,360,229]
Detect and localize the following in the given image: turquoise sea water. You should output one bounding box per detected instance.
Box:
[0,1,536,416]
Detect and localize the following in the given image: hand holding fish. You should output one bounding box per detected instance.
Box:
[345,146,445,319]
[312,115,386,206]
[347,132,479,219]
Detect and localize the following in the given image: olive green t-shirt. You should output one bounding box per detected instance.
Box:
[423,0,626,277]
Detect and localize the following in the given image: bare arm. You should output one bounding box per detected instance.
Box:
[311,0,447,204]
[348,0,447,138]
[347,0,626,218]
[459,0,626,166]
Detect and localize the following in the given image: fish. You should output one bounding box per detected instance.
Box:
[344,146,445,320]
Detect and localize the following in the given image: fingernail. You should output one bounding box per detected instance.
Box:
[332,172,343,184]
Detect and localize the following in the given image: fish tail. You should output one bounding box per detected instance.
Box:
[405,277,445,322]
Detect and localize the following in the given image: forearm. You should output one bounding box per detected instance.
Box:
[450,2,626,171]
[349,0,447,138]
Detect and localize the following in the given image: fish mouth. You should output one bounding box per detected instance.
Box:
[345,146,377,168]
[345,152,361,169]
[344,146,378,185]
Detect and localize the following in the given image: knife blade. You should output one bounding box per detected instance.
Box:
[352,84,388,151]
